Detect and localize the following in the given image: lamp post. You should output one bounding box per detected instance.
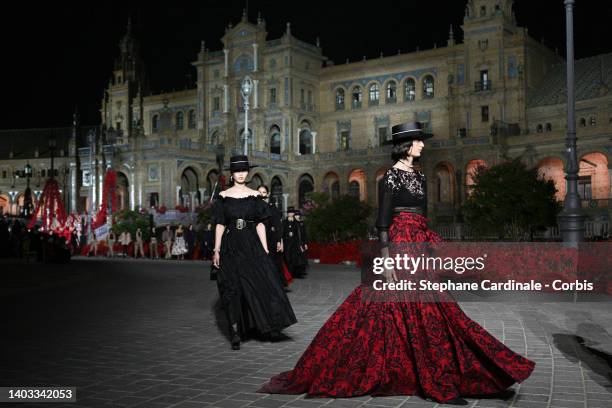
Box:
[23,163,33,218]
[240,76,253,155]
[558,0,586,244]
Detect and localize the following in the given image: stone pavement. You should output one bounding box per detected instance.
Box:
[0,257,611,408]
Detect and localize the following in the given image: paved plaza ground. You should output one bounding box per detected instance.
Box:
[1,257,611,408]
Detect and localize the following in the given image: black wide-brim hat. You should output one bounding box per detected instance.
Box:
[383,121,433,145]
[286,206,296,213]
[224,155,258,172]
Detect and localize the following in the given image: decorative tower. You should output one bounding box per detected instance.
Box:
[460,0,519,136]
[102,18,147,142]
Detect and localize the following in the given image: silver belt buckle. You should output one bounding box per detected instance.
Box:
[236,219,246,230]
[288,231,293,237]
[271,226,275,231]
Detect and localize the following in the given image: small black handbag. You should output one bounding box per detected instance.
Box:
[210,264,218,280]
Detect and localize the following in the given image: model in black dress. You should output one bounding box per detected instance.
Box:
[257,185,287,287]
[282,207,308,278]
[212,155,297,350]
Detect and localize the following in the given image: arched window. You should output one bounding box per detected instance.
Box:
[386,81,397,103]
[152,115,159,133]
[545,123,552,132]
[536,124,543,133]
[233,54,254,74]
[348,181,360,197]
[580,118,586,127]
[270,125,281,154]
[176,111,184,130]
[210,130,219,145]
[299,129,312,155]
[180,167,199,209]
[331,181,340,200]
[298,174,314,207]
[188,110,196,129]
[248,174,264,190]
[480,5,486,16]
[351,86,362,109]
[369,84,380,106]
[335,88,345,110]
[271,176,283,209]
[423,75,435,98]
[404,78,416,101]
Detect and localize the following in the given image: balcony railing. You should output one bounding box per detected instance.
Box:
[581,198,612,209]
[475,80,492,92]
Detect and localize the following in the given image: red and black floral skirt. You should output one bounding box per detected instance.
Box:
[257,212,535,403]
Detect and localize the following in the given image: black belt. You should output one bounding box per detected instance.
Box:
[393,206,423,215]
[226,218,257,230]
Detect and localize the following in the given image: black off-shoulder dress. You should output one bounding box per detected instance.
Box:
[212,195,297,337]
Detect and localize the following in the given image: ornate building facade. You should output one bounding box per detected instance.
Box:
[1,0,611,224]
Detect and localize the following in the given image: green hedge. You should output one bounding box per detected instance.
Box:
[111,210,151,241]
[305,193,372,243]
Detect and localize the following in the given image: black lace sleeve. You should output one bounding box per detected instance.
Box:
[212,198,226,226]
[376,172,392,249]
[375,172,392,232]
[422,175,428,219]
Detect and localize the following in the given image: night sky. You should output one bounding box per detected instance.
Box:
[3,0,612,129]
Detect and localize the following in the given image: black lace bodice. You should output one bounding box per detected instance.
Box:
[375,167,427,231]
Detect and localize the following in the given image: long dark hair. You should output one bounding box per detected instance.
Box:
[391,140,422,167]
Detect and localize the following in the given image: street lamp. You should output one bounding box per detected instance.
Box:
[558,0,586,244]
[240,75,253,155]
[23,163,33,218]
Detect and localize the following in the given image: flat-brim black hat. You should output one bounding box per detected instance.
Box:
[286,206,296,213]
[224,155,258,172]
[383,121,433,145]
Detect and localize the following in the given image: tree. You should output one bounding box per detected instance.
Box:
[305,192,372,243]
[196,203,214,226]
[462,158,561,241]
[112,210,151,241]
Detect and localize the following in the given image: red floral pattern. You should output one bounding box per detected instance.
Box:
[258,212,535,402]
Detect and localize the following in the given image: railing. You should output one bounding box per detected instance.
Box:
[581,198,611,209]
[151,209,198,226]
[474,80,492,92]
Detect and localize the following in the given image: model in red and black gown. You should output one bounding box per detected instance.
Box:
[257,122,535,405]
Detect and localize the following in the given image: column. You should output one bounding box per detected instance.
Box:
[199,187,207,204]
[98,163,103,208]
[223,49,229,77]
[176,186,181,206]
[91,161,97,211]
[296,128,301,155]
[189,192,197,212]
[130,171,136,211]
[223,85,229,113]
[282,193,289,215]
[70,162,77,213]
[253,79,259,109]
[137,169,143,209]
[252,43,259,72]
[311,131,317,154]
